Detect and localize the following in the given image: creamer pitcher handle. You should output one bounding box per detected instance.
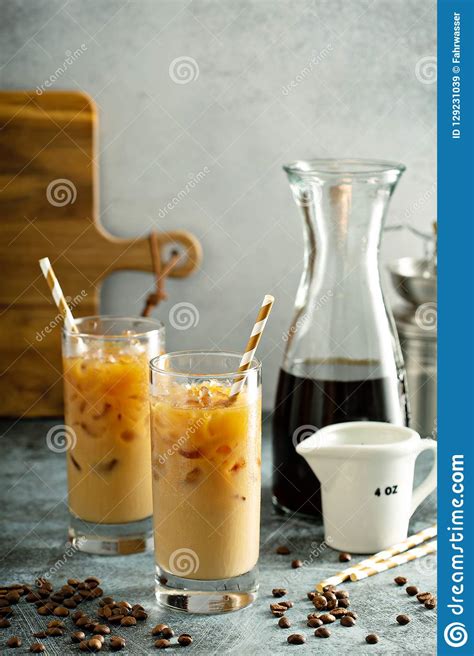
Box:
[410,439,437,516]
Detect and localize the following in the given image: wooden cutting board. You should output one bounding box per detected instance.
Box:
[0,90,202,417]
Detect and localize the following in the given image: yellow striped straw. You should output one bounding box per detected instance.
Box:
[350,540,437,582]
[229,294,274,400]
[39,257,79,334]
[316,524,437,591]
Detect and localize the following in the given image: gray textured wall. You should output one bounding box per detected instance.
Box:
[1,0,436,407]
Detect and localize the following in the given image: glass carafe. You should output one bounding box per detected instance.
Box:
[272,159,409,518]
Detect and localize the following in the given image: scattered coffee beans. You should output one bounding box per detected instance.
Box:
[120,616,137,627]
[406,586,419,596]
[276,545,291,555]
[154,638,170,649]
[394,576,407,586]
[279,616,291,628]
[272,588,287,598]
[417,592,432,603]
[287,633,305,644]
[366,634,379,644]
[87,637,103,652]
[291,560,303,569]
[315,627,331,638]
[72,631,86,643]
[29,643,45,653]
[319,613,336,624]
[425,598,436,610]
[339,552,352,563]
[306,591,316,601]
[7,636,22,648]
[396,614,410,625]
[0,618,11,628]
[178,634,193,646]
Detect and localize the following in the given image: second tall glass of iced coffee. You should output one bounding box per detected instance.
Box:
[150,351,262,613]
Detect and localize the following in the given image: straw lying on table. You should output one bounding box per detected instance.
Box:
[39,257,79,333]
[229,294,274,400]
[316,524,437,591]
[350,540,437,582]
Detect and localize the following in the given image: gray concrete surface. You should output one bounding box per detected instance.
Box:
[0,416,436,654]
[0,0,436,407]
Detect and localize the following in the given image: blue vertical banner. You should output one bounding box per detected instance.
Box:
[438,1,474,654]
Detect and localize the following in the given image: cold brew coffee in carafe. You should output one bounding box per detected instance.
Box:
[272,160,409,517]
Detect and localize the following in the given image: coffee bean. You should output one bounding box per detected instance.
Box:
[162,627,174,639]
[406,586,419,596]
[120,616,136,627]
[307,613,319,620]
[154,639,170,649]
[323,585,336,592]
[53,606,69,617]
[32,632,47,639]
[366,634,379,644]
[279,616,291,628]
[272,588,287,598]
[131,609,148,621]
[396,614,410,625]
[47,619,66,628]
[319,613,336,624]
[25,593,41,603]
[315,627,331,638]
[417,592,433,603]
[335,590,349,599]
[72,610,85,621]
[29,643,45,653]
[79,641,89,652]
[0,618,11,628]
[341,615,356,627]
[85,577,100,587]
[6,591,20,605]
[110,636,126,651]
[93,624,111,635]
[75,616,90,628]
[118,601,132,611]
[339,552,352,562]
[394,576,407,586]
[276,545,291,555]
[337,597,350,608]
[64,598,77,609]
[37,606,50,616]
[326,598,337,610]
[331,608,347,618]
[307,618,323,628]
[72,631,86,643]
[68,578,80,587]
[323,590,336,601]
[280,600,293,609]
[313,595,327,610]
[270,603,287,613]
[291,559,303,569]
[92,635,105,645]
[0,607,13,617]
[108,615,122,625]
[346,611,358,620]
[7,636,22,648]
[307,591,316,601]
[46,627,64,637]
[100,596,114,606]
[87,637,103,652]
[287,633,305,644]
[178,634,193,646]
[425,598,436,610]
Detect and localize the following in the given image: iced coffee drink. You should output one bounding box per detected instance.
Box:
[62,316,164,554]
[149,351,262,613]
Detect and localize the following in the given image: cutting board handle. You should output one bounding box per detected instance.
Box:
[94,227,202,279]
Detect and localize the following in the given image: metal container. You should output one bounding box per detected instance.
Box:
[389,257,437,438]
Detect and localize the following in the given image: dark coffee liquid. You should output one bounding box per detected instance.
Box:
[272,364,408,517]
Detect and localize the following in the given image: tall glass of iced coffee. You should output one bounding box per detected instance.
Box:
[150,351,262,613]
[62,316,164,555]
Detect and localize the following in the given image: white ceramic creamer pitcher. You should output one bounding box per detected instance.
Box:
[296,422,437,553]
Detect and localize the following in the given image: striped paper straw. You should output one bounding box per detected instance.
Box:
[316,524,437,591]
[350,540,437,582]
[229,294,274,400]
[39,257,79,334]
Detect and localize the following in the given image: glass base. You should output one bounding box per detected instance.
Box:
[155,565,258,614]
[68,515,153,555]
